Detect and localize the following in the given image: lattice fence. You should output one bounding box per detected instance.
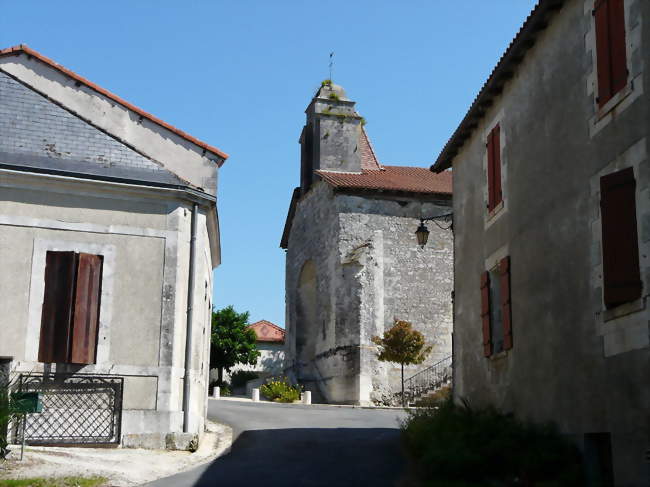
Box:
[17,373,123,445]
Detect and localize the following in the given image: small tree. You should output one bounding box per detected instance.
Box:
[372,320,432,406]
[210,305,260,385]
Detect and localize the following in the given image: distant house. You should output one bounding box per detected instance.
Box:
[0,45,227,449]
[228,320,286,379]
[431,1,648,485]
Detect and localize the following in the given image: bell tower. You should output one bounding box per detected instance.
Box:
[299,81,364,195]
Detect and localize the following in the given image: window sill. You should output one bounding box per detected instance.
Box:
[488,350,509,361]
[595,82,633,121]
[487,201,504,221]
[603,296,645,323]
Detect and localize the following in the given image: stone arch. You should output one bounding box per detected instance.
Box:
[296,260,318,364]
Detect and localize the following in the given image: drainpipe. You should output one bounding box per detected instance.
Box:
[182,203,198,433]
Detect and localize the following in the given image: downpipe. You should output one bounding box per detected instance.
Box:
[182,203,198,433]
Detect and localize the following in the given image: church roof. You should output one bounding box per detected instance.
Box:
[248,320,285,343]
[317,166,452,195]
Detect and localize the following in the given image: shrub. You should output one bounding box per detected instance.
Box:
[402,398,583,486]
[230,371,259,388]
[414,384,451,407]
[260,377,301,403]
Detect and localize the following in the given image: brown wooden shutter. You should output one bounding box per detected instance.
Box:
[38,251,77,363]
[487,129,495,211]
[595,0,612,106]
[70,253,103,364]
[595,0,627,107]
[480,271,492,357]
[609,0,627,93]
[600,167,642,308]
[493,125,502,207]
[499,256,513,350]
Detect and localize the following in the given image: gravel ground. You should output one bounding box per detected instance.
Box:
[0,421,232,487]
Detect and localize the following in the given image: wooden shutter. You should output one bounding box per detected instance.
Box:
[600,167,642,308]
[38,251,77,363]
[499,256,513,350]
[486,125,502,211]
[595,0,627,107]
[492,125,502,207]
[487,130,495,211]
[70,253,103,364]
[480,271,492,357]
[609,0,627,93]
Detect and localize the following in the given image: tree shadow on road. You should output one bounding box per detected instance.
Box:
[192,427,405,487]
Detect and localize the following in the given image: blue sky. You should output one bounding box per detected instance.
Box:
[1,1,536,327]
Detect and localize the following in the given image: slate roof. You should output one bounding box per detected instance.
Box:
[248,320,285,343]
[431,0,564,172]
[0,44,228,162]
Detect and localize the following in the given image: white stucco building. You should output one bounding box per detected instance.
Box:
[0,45,227,448]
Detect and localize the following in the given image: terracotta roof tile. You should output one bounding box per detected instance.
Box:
[0,45,228,163]
[359,127,382,171]
[248,320,285,343]
[317,165,452,195]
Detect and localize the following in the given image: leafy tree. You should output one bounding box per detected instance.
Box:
[372,320,432,405]
[210,306,260,385]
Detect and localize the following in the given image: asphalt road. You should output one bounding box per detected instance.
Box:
[144,399,408,487]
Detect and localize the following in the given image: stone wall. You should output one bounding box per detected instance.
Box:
[449,1,649,484]
[285,181,452,404]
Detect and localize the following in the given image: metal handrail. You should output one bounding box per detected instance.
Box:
[404,355,452,404]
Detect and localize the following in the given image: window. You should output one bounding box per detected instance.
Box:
[486,124,502,212]
[38,251,103,364]
[481,256,512,357]
[600,167,642,308]
[594,0,627,108]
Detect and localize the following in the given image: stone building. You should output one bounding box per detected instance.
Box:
[431,1,649,484]
[281,82,453,405]
[0,45,226,448]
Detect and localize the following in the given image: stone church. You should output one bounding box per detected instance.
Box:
[281,81,453,405]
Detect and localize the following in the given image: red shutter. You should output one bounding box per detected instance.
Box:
[486,130,495,211]
[480,271,492,357]
[595,0,627,107]
[70,253,103,364]
[499,256,513,350]
[493,125,502,207]
[600,167,642,308]
[609,0,627,93]
[595,0,612,106]
[38,251,77,363]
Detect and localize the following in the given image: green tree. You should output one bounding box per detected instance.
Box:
[210,306,260,385]
[372,320,432,406]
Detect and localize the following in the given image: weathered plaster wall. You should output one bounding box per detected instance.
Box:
[450,1,649,484]
[285,181,452,404]
[0,170,213,444]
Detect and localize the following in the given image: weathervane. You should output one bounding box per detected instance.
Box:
[329,52,334,82]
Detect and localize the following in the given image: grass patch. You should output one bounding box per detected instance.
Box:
[402,399,583,486]
[0,477,107,487]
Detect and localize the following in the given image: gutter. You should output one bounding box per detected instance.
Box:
[0,163,216,204]
[182,202,199,433]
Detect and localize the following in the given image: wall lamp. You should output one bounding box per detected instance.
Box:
[415,212,453,248]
